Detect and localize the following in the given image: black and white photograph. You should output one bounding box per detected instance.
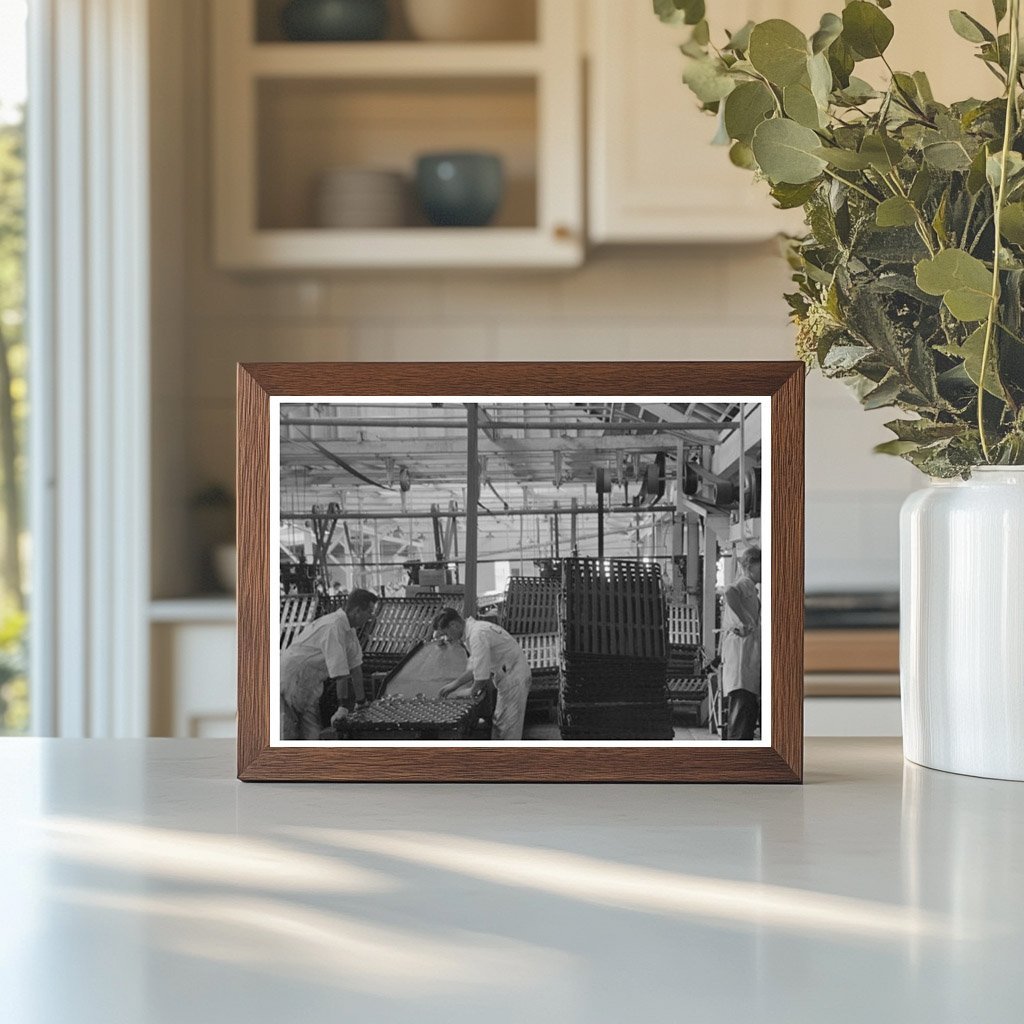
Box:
[271,397,769,745]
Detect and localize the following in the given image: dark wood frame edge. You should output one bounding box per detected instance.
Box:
[237,361,804,783]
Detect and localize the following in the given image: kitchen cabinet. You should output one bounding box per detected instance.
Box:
[587,0,999,244]
[587,0,811,243]
[150,601,237,737]
[211,0,583,269]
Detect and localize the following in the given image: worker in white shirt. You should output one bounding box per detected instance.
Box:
[280,588,378,741]
[721,545,762,741]
[433,609,532,740]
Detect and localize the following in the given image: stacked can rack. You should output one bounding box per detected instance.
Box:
[345,696,479,741]
[501,577,563,710]
[501,577,562,635]
[518,633,562,700]
[361,595,462,677]
[558,558,673,740]
[666,603,707,719]
[279,595,319,649]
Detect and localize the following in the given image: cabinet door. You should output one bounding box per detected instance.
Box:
[212,0,584,269]
[588,0,1001,245]
[588,0,812,243]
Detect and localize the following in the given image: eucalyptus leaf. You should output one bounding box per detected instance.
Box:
[729,141,758,169]
[810,13,843,54]
[770,180,820,209]
[862,374,904,409]
[874,439,921,455]
[967,144,991,194]
[723,81,775,144]
[913,71,935,104]
[827,36,856,88]
[860,133,904,173]
[814,146,872,170]
[784,80,825,129]
[842,1,895,59]
[752,118,828,184]
[939,325,1006,398]
[724,20,755,53]
[837,76,879,104]
[923,140,973,171]
[876,197,918,228]
[748,20,809,87]
[653,0,705,26]
[909,165,934,205]
[683,57,737,104]
[884,418,963,443]
[986,150,1024,191]
[915,249,994,322]
[1000,203,1024,245]
[808,52,833,109]
[948,10,994,44]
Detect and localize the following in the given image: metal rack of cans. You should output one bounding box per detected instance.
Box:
[666,603,708,724]
[360,594,464,677]
[501,577,563,710]
[279,593,337,649]
[558,558,674,740]
[345,696,479,740]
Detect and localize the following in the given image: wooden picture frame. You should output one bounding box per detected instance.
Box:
[237,362,804,782]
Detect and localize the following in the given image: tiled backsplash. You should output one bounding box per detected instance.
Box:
[159,0,918,597]
[179,247,918,594]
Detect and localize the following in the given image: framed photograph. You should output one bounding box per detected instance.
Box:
[237,362,804,782]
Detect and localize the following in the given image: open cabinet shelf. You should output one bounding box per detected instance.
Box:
[212,0,583,269]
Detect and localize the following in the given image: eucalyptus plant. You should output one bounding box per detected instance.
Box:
[657,0,1024,475]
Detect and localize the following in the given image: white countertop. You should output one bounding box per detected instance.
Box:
[0,738,1019,1023]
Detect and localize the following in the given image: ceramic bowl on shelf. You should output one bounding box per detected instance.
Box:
[315,167,408,229]
[281,0,389,42]
[403,0,534,42]
[415,152,504,227]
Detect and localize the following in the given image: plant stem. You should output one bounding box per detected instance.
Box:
[884,171,939,254]
[979,0,1021,462]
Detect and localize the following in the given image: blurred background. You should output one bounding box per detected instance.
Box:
[0,0,998,739]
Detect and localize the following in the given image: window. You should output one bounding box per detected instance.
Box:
[0,0,27,734]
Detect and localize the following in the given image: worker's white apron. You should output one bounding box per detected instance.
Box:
[492,657,531,740]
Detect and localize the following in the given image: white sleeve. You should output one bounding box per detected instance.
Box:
[466,631,490,680]
[322,619,352,677]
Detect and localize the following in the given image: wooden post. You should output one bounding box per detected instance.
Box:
[464,404,480,617]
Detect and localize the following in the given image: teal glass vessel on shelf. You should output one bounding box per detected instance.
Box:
[415,152,505,228]
[280,0,388,41]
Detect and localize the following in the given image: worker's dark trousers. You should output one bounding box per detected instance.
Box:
[727,689,760,741]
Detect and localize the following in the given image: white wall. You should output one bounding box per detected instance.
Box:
[156,0,922,599]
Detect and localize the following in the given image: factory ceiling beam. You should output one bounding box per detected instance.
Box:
[280,416,738,432]
[709,405,762,477]
[280,504,677,521]
[279,433,709,461]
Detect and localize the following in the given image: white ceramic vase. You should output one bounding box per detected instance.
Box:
[900,467,1024,781]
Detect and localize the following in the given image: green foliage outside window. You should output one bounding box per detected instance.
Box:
[0,110,27,733]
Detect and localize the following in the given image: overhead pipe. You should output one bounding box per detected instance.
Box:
[281,416,738,432]
[280,505,678,521]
